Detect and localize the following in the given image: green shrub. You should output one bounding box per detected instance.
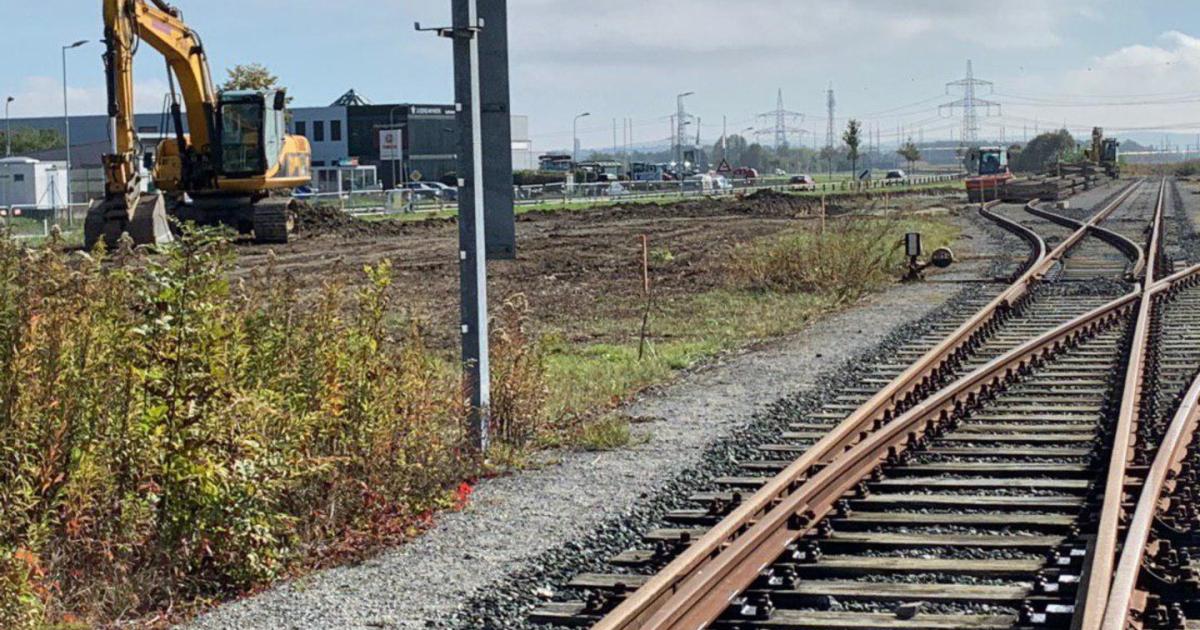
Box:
[0,228,515,625]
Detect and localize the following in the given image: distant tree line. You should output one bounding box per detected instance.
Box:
[0,128,65,156]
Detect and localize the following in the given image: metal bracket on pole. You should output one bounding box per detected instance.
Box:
[413,21,483,40]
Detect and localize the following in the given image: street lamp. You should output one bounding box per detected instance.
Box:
[572,112,590,163]
[62,39,88,223]
[5,97,13,157]
[675,91,694,164]
[387,105,407,189]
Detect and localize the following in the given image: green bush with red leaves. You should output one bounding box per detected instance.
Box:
[0,229,540,626]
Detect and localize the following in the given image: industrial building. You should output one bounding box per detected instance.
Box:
[8,90,532,202]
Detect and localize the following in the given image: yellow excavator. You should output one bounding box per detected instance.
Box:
[86,0,312,249]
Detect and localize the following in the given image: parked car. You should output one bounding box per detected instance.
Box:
[293,185,319,198]
[684,173,716,193]
[405,181,458,201]
[714,176,733,192]
[732,167,759,181]
[425,181,459,200]
[789,174,817,191]
[884,169,907,185]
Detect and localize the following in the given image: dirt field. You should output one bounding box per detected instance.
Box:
[236,190,962,350]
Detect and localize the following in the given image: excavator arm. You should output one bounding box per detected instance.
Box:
[88,0,309,250]
[102,0,216,199]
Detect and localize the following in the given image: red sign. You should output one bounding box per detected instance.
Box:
[716,159,733,174]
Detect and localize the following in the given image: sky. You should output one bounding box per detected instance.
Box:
[6,1,1200,152]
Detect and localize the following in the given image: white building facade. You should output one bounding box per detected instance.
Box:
[0,157,69,210]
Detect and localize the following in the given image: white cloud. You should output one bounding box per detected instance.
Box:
[8,75,170,119]
[1024,30,1200,133]
[506,0,1100,147]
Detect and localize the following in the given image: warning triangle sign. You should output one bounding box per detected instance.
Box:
[716,159,733,173]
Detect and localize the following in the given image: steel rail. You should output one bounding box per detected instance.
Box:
[1100,265,1200,630]
[1078,178,1167,629]
[1023,194,1147,280]
[641,285,1141,629]
[593,179,1143,630]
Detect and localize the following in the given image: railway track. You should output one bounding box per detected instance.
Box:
[529,177,1200,629]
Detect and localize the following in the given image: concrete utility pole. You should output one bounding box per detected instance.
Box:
[940,59,999,147]
[420,0,517,452]
[825,83,836,178]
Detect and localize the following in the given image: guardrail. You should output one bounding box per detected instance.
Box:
[301,173,968,218]
[1,204,90,240]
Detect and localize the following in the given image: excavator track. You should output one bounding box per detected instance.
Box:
[252,198,295,244]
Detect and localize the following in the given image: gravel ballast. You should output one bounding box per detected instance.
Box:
[186,208,1015,630]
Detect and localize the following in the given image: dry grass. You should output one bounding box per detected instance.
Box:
[730,216,956,300]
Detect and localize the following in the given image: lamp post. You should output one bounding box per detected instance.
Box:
[675,91,694,164]
[572,112,590,163]
[62,39,88,224]
[388,105,406,189]
[5,97,13,157]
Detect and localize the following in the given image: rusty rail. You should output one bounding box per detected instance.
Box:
[1100,264,1200,630]
[593,180,1143,630]
[637,284,1140,629]
[1077,178,1167,628]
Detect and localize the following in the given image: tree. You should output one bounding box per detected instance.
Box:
[1010,129,1076,173]
[0,128,65,155]
[819,145,836,177]
[897,139,921,171]
[221,63,280,92]
[843,119,862,178]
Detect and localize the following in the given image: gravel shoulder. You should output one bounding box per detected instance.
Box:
[186,208,1011,630]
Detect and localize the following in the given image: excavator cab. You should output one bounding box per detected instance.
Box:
[216,90,286,178]
[977,147,1008,176]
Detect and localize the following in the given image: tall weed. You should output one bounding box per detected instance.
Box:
[730,218,941,301]
[0,229,513,626]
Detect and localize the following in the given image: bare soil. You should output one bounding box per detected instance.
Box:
[241,191,961,349]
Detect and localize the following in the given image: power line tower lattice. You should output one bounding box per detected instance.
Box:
[756,88,805,149]
[939,60,999,147]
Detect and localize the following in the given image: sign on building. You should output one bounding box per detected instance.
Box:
[380,129,403,161]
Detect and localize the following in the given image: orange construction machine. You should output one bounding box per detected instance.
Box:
[965,146,1014,203]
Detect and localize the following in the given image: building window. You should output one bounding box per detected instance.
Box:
[313,121,325,142]
[331,120,342,142]
[13,174,23,182]
[295,121,307,137]
[313,161,326,167]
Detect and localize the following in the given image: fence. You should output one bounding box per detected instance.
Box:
[2,173,969,238]
[306,172,968,218]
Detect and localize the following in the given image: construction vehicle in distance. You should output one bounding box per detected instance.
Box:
[86,0,312,250]
[1089,127,1121,179]
[964,146,1014,203]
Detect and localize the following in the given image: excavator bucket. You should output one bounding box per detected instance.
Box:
[84,193,175,251]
